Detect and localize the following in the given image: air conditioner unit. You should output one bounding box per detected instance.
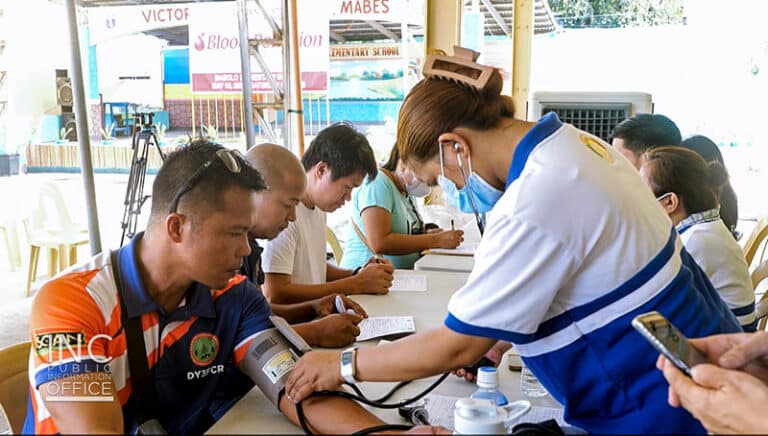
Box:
[528,91,653,142]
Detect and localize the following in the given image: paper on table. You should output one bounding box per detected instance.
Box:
[424,395,567,430]
[428,241,479,256]
[356,316,415,341]
[390,271,427,292]
[518,406,566,427]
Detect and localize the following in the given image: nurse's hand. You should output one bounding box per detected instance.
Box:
[453,341,511,382]
[286,350,344,403]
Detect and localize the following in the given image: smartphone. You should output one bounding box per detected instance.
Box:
[631,311,709,376]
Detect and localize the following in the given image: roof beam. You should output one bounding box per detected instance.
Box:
[364,20,398,41]
[480,0,510,36]
[330,31,346,43]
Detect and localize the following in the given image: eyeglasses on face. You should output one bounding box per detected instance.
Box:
[168,148,245,214]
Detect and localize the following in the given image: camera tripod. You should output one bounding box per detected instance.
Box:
[119,112,165,246]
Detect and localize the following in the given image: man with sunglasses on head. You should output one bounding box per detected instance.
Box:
[242,143,367,348]
[25,139,390,435]
[261,122,395,304]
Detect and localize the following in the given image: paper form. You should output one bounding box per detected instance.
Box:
[423,394,567,430]
[390,271,427,292]
[428,241,479,256]
[356,316,415,341]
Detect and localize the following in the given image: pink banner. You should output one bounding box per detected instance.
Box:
[191,72,328,93]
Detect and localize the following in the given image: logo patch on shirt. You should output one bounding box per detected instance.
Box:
[580,134,614,163]
[190,333,219,366]
[34,331,86,356]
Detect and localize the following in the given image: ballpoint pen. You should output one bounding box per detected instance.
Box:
[451,219,454,231]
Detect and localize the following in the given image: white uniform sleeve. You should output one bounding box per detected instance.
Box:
[261,220,298,275]
[445,215,581,342]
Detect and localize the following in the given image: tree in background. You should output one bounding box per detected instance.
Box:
[548,0,684,28]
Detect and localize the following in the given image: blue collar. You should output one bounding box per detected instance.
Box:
[117,232,217,319]
[676,207,721,235]
[505,112,563,189]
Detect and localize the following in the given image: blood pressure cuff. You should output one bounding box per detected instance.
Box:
[239,327,301,407]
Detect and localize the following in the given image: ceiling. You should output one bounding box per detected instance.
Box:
[75,0,558,46]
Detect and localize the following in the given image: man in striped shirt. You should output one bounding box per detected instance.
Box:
[25,140,386,434]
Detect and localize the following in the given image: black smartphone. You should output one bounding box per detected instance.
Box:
[631,311,709,376]
[463,356,496,376]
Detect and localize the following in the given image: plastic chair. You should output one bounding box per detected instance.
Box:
[24,182,89,296]
[0,222,22,271]
[744,217,768,268]
[753,259,768,331]
[326,226,343,265]
[0,342,30,434]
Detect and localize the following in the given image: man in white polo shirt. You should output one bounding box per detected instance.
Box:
[262,123,394,304]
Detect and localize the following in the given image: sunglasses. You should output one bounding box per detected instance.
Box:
[168,148,245,213]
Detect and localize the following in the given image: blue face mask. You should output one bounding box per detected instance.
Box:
[437,143,504,214]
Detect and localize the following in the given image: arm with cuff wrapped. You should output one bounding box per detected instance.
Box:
[237,318,386,433]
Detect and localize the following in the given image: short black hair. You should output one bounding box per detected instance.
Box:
[149,138,266,224]
[681,135,724,165]
[301,122,377,181]
[611,114,681,155]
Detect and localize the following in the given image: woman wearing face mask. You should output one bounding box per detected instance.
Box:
[285,49,739,434]
[341,144,465,270]
[640,146,755,331]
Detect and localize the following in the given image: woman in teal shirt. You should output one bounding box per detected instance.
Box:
[341,145,465,269]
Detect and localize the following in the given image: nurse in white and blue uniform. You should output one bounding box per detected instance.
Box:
[284,51,741,434]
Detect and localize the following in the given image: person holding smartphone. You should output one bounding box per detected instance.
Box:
[658,331,768,434]
[284,48,740,434]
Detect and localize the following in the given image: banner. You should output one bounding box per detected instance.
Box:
[331,0,403,21]
[188,0,329,93]
[89,4,191,44]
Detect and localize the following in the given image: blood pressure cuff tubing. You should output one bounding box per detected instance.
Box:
[239,327,300,407]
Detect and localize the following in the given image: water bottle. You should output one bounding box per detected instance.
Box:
[520,363,548,398]
[470,367,508,406]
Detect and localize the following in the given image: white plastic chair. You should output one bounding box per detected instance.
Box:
[24,181,89,296]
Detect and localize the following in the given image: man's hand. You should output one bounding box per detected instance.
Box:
[304,313,364,348]
[407,425,452,434]
[351,259,394,294]
[312,294,368,318]
[432,230,464,249]
[453,341,511,382]
[659,356,768,433]
[286,350,345,403]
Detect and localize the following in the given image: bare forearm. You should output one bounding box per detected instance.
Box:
[327,263,354,282]
[356,327,496,382]
[279,392,385,433]
[292,322,318,345]
[265,281,350,304]
[372,233,439,255]
[271,302,316,323]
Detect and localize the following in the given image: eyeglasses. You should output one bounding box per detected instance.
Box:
[168,148,245,213]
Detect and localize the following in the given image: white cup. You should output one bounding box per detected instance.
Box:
[453,398,531,434]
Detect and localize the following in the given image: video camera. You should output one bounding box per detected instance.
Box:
[133,112,155,129]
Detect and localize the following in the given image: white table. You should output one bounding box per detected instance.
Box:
[208,270,560,434]
[414,254,475,273]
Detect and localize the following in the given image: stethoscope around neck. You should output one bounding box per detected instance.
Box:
[445,142,486,236]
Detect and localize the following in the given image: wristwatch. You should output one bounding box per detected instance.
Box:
[340,347,358,385]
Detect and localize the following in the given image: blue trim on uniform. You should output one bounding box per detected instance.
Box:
[34,359,109,388]
[732,301,756,317]
[118,234,162,317]
[118,233,217,318]
[446,227,678,344]
[506,112,563,188]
